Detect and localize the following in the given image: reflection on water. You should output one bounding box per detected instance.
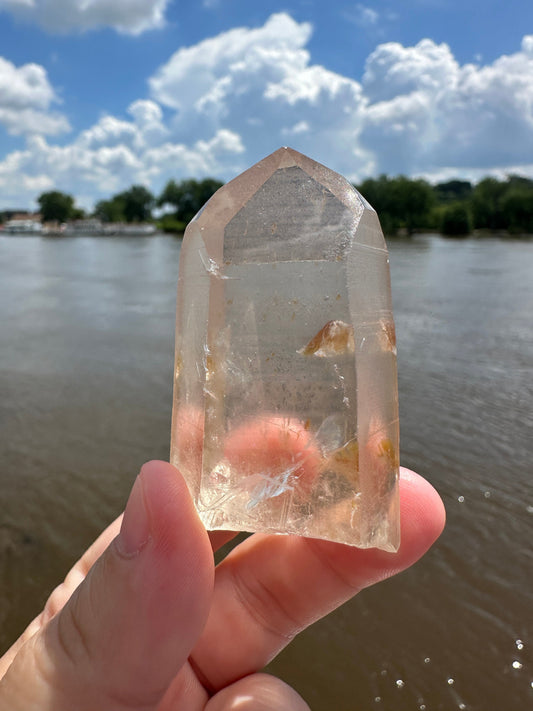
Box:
[1,233,532,709]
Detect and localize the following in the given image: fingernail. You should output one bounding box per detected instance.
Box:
[117,472,151,557]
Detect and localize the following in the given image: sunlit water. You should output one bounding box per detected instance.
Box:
[1,233,532,710]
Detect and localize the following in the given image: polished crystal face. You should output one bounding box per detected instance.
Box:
[171,147,400,551]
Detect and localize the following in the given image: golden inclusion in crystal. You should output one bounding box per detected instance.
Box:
[170,147,400,551]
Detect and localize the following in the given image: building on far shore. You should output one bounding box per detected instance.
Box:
[1,212,157,236]
[0,210,40,222]
[1,212,43,233]
[58,219,157,236]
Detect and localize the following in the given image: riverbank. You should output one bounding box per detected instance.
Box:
[2,225,532,241]
[392,227,533,239]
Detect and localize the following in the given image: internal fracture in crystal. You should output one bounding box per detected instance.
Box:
[170,147,400,550]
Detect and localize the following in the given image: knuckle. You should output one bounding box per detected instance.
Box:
[230,566,300,642]
[54,592,93,668]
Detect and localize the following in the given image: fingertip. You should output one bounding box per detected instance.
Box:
[205,673,311,711]
[361,466,446,583]
[139,459,200,535]
[399,466,446,548]
[138,460,214,575]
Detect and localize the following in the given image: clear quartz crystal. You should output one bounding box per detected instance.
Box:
[170,147,400,551]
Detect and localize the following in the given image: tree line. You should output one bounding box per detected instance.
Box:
[28,179,224,234]
[356,174,533,236]
[2,174,532,236]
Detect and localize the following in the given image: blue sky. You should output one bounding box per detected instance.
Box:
[0,0,532,209]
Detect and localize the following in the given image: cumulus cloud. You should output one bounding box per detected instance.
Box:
[0,96,244,208]
[150,13,314,112]
[360,36,533,174]
[0,12,369,208]
[149,12,367,176]
[1,15,533,210]
[0,57,70,135]
[0,0,169,34]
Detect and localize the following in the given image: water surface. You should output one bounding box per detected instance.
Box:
[1,233,531,710]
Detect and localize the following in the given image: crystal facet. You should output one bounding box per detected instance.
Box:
[170,147,400,551]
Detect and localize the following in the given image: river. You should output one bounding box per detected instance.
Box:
[0,233,531,710]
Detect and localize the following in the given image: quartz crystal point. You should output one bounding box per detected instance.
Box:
[170,148,400,551]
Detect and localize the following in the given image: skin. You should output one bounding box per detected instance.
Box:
[0,460,445,710]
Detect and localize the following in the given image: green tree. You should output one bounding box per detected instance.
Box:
[158,178,224,224]
[37,191,76,222]
[434,180,473,203]
[506,174,533,191]
[440,204,472,236]
[117,185,154,223]
[393,177,435,233]
[357,175,435,234]
[471,178,507,230]
[72,206,86,220]
[94,185,154,223]
[357,175,398,234]
[500,188,533,233]
[94,197,126,223]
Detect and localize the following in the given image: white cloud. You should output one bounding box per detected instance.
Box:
[127,99,163,127]
[0,0,169,34]
[1,16,533,210]
[362,39,458,103]
[0,57,55,110]
[0,95,245,208]
[149,12,367,177]
[356,4,379,26]
[0,12,369,208]
[0,57,70,135]
[342,4,385,31]
[522,35,533,56]
[282,121,310,136]
[149,13,314,112]
[360,36,533,174]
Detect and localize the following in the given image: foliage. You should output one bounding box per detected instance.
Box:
[434,180,473,203]
[440,203,472,236]
[94,197,125,223]
[21,173,533,238]
[469,176,533,233]
[37,191,78,223]
[158,178,224,225]
[356,175,435,234]
[470,178,508,230]
[94,185,154,223]
[156,215,187,234]
[500,188,533,233]
[120,185,154,223]
[356,173,533,236]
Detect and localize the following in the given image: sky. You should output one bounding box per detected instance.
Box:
[0,0,532,210]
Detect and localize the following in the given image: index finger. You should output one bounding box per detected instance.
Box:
[190,467,445,693]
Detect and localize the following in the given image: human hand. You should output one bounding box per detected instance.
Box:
[0,461,445,710]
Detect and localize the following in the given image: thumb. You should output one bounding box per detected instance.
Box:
[0,461,214,711]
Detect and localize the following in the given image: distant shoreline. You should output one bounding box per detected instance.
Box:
[1,228,532,240]
[389,228,533,239]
